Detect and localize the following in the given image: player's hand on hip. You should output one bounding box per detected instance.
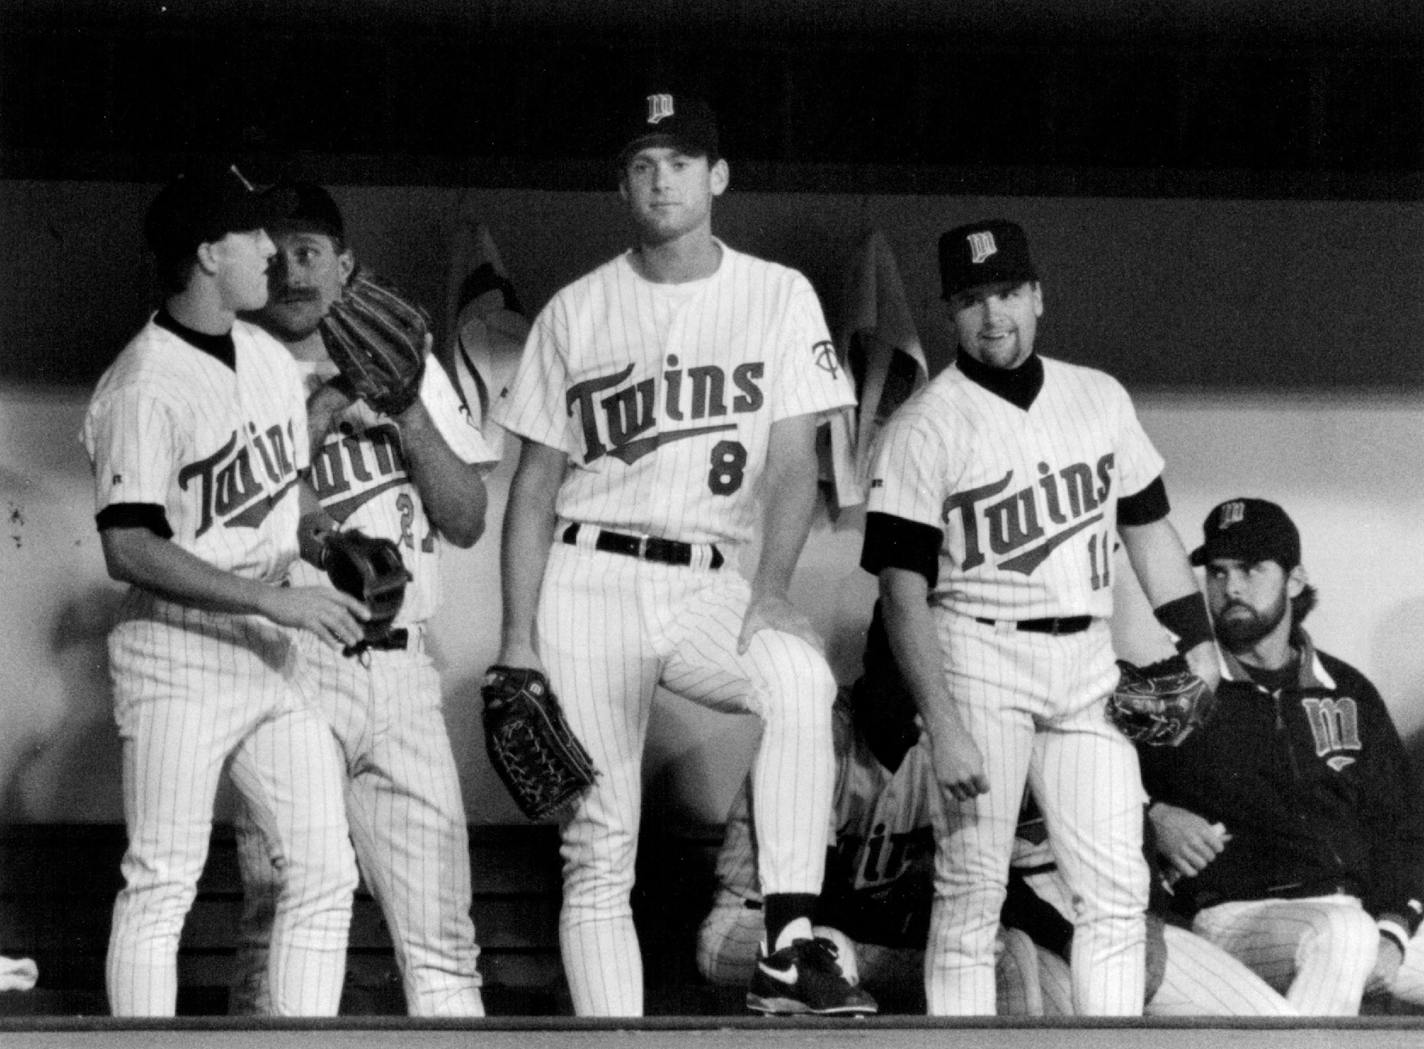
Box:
[736,590,824,656]
[1148,801,1230,879]
[258,585,369,652]
[1180,639,1222,693]
[928,729,989,802]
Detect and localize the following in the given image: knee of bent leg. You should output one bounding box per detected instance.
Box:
[755,639,836,727]
[1301,902,1378,977]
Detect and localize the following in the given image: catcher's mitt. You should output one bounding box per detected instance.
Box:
[482,665,597,820]
[1109,655,1217,747]
[322,529,411,658]
[319,267,429,417]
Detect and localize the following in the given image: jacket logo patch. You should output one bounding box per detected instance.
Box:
[1301,696,1362,765]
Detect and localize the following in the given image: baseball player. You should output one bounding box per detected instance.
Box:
[1005,799,1297,1016]
[862,219,1220,1015]
[80,168,363,1016]
[696,606,1044,1015]
[1139,498,1424,1015]
[490,91,873,1017]
[229,182,497,1016]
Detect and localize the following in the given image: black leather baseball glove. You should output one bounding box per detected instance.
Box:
[482,665,597,820]
[318,267,429,417]
[1108,655,1217,747]
[321,529,410,658]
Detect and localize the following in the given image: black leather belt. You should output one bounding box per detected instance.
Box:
[364,628,409,651]
[341,627,409,661]
[1012,861,1059,877]
[975,615,1092,635]
[562,524,724,570]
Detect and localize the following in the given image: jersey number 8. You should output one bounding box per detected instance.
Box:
[708,440,747,495]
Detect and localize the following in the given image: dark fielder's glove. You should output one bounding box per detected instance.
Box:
[321,529,411,658]
[1108,655,1217,747]
[482,665,597,820]
[318,267,429,417]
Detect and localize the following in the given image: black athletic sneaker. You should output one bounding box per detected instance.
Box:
[745,936,879,1016]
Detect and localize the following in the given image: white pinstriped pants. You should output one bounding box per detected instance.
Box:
[1023,865,1297,1016]
[539,541,836,1016]
[925,615,1148,1016]
[1032,923,1298,1016]
[229,628,484,1017]
[105,608,356,1017]
[1191,895,1378,1015]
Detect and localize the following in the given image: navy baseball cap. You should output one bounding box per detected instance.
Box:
[938,219,1038,301]
[617,92,719,165]
[144,165,295,260]
[264,180,345,242]
[1190,498,1302,569]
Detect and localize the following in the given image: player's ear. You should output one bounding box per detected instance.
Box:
[710,158,730,197]
[194,239,222,276]
[1286,564,1307,599]
[338,249,356,284]
[1030,281,1044,317]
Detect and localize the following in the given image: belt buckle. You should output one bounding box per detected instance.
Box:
[1048,618,1064,636]
[636,534,649,560]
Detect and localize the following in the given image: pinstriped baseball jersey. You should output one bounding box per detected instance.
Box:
[81,316,309,582]
[830,726,935,932]
[228,338,493,1016]
[290,360,497,624]
[82,310,357,1017]
[867,357,1162,620]
[494,242,854,545]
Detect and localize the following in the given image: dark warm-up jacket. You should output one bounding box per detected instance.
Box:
[1137,628,1424,949]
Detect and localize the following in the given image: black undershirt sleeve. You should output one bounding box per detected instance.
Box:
[860,511,942,588]
[1117,475,1170,528]
[96,502,174,540]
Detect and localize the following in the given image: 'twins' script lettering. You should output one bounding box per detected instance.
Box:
[946,455,1115,575]
[179,421,297,536]
[566,358,765,465]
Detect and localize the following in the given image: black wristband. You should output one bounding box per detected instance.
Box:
[1381,927,1407,955]
[1154,593,1214,651]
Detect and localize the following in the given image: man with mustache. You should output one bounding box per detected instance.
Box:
[1140,498,1424,1014]
[232,181,496,1016]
